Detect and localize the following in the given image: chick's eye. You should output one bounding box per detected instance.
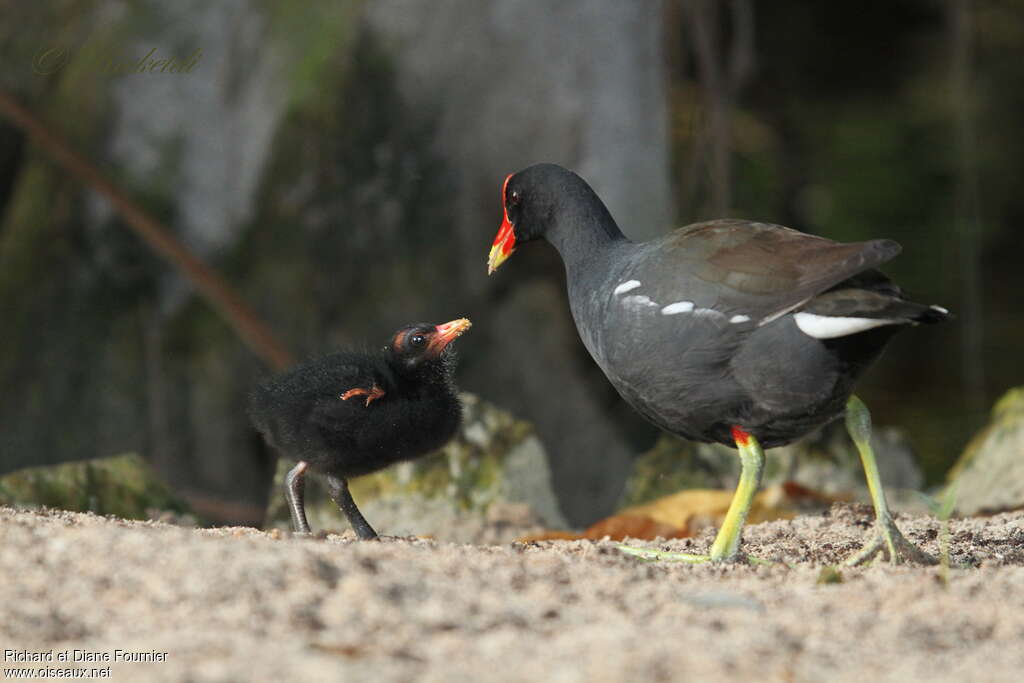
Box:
[410,335,425,346]
[509,190,521,206]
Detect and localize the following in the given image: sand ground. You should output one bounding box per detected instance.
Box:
[2,504,1023,682]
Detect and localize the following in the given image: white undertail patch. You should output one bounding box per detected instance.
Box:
[613,280,642,295]
[793,312,898,339]
[729,314,751,324]
[930,305,949,314]
[661,301,695,315]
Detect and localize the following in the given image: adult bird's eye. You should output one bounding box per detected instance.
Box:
[509,190,521,206]
[410,335,425,346]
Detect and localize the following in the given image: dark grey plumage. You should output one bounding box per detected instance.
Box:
[495,163,947,448]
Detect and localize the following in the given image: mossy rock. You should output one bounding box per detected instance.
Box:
[620,419,923,510]
[618,437,734,508]
[0,453,191,520]
[264,393,566,540]
[947,387,1024,515]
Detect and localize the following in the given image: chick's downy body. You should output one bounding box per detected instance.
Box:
[251,350,461,478]
[249,319,471,539]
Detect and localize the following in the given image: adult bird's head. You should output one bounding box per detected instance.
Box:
[487,163,621,274]
[388,319,472,371]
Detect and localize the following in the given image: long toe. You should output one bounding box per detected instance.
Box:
[617,544,774,565]
[617,544,711,563]
[844,517,936,566]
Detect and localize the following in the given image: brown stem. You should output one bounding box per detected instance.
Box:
[684,0,755,217]
[687,0,730,215]
[947,0,986,419]
[0,89,294,372]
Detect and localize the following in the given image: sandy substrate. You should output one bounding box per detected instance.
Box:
[2,505,1023,682]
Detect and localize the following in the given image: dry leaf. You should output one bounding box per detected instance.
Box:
[519,482,841,542]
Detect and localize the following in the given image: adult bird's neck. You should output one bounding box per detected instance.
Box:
[544,200,631,278]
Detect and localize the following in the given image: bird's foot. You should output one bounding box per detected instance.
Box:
[616,428,773,566]
[844,514,936,566]
[616,544,774,566]
[352,527,380,541]
[340,384,385,407]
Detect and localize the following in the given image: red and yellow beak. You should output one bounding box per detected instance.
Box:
[428,318,472,354]
[487,174,516,275]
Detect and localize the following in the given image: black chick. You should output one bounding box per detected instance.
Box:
[249,318,471,539]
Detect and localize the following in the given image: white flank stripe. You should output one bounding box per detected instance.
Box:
[930,305,949,314]
[729,314,751,324]
[793,312,897,339]
[622,295,659,309]
[613,280,642,295]
[693,308,726,320]
[661,301,695,315]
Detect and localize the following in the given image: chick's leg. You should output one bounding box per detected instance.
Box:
[325,474,379,540]
[285,461,312,534]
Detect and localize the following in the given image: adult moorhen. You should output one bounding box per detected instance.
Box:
[249,319,471,539]
[487,163,946,564]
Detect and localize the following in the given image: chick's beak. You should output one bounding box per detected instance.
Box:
[429,318,472,354]
[487,174,516,275]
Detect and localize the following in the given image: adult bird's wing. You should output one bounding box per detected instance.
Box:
[643,219,902,322]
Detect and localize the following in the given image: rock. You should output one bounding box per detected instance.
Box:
[947,387,1024,515]
[363,0,675,526]
[0,1,673,530]
[0,453,192,521]
[264,393,567,543]
[364,0,673,247]
[620,419,925,511]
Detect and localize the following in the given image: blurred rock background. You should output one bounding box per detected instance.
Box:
[1,0,1021,527]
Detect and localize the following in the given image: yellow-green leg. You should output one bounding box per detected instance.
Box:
[709,431,765,559]
[617,428,767,564]
[843,395,935,566]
